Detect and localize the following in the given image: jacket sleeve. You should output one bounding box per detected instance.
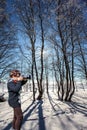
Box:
[7,81,22,92]
[21,79,28,86]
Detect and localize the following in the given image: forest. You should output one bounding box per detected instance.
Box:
[0,0,87,101]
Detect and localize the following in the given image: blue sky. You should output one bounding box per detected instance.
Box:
[2,0,87,82]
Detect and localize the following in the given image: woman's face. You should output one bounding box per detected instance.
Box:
[12,74,20,81]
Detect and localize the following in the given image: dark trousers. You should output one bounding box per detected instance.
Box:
[12,107,23,130]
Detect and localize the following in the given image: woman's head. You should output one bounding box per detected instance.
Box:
[9,70,21,78]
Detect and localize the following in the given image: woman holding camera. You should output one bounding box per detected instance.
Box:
[7,70,27,130]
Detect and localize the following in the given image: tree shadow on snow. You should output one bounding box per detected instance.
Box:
[22,100,46,130]
[37,100,46,130]
[3,100,46,130]
[47,93,63,112]
[66,100,87,116]
[47,93,87,130]
[3,101,35,130]
[47,92,87,116]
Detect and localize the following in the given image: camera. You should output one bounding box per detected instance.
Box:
[23,75,31,80]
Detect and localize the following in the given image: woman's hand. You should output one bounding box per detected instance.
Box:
[17,76,23,81]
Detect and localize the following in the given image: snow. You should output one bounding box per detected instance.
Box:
[0,89,87,130]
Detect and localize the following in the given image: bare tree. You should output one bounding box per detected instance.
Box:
[46,0,87,101]
[0,0,18,79]
[9,0,87,102]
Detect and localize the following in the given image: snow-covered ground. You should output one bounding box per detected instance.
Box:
[0,89,87,130]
